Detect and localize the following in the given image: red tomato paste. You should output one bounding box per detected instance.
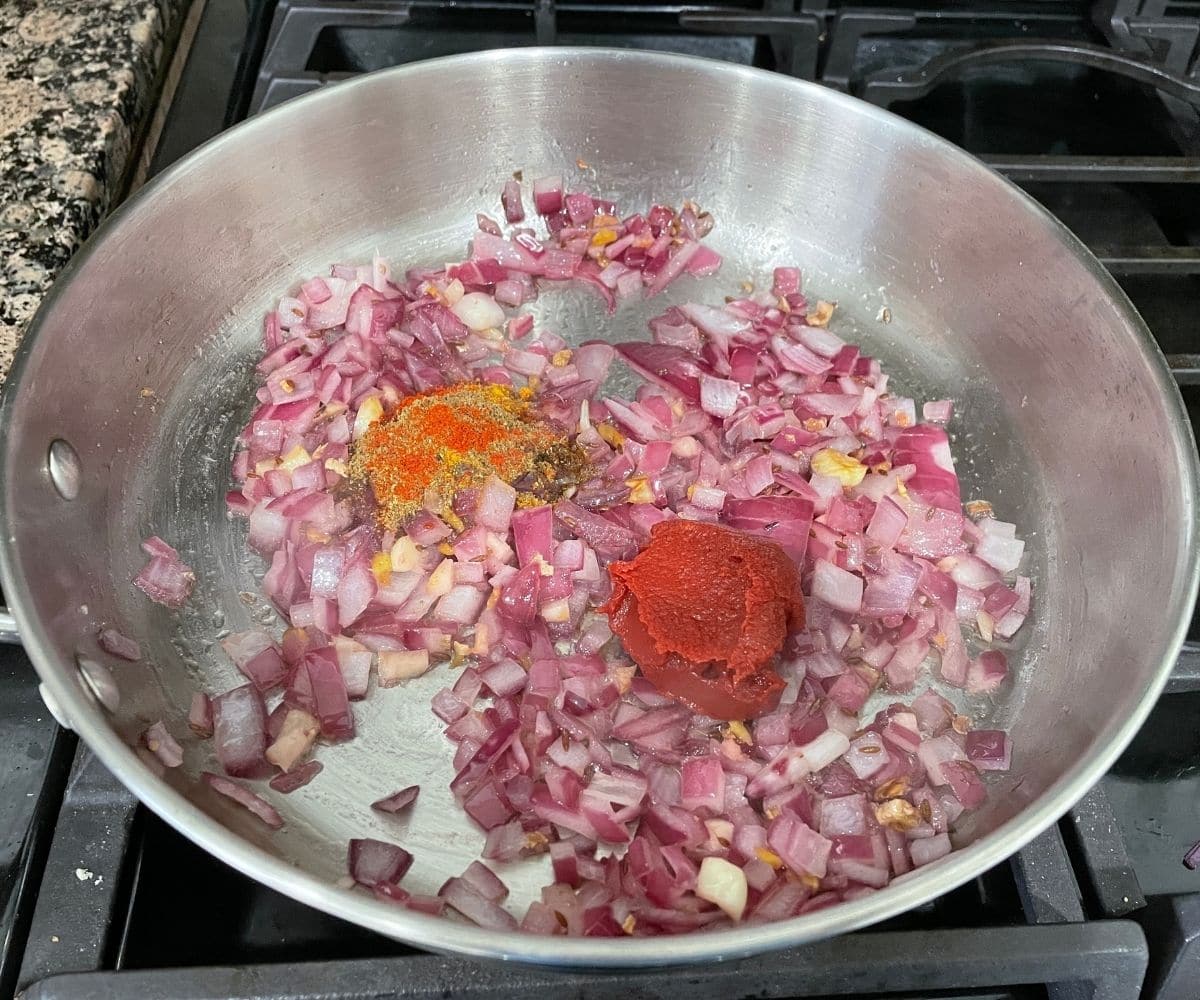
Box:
[601,520,805,721]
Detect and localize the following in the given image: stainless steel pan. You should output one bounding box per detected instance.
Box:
[1,49,1197,967]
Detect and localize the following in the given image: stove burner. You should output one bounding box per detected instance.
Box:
[8,1,1200,997]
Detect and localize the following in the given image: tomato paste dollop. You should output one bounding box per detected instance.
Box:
[601,520,805,721]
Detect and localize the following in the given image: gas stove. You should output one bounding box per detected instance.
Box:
[4,1,1200,998]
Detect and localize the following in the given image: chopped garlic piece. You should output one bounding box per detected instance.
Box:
[353,395,384,440]
[370,552,392,587]
[626,476,655,504]
[390,536,420,573]
[696,856,748,921]
[811,448,867,487]
[278,445,312,473]
[540,597,571,623]
[755,847,784,869]
[726,720,753,745]
[596,423,624,448]
[426,558,454,597]
[378,649,431,686]
[875,798,921,831]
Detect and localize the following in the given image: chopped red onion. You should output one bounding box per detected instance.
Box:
[188,691,213,737]
[212,684,269,778]
[211,178,1035,935]
[501,179,525,223]
[439,876,519,929]
[909,832,952,867]
[460,860,509,902]
[967,649,1008,694]
[142,721,183,768]
[349,838,413,887]
[98,627,141,662]
[269,759,323,793]
[372,785,420,814]
[531,176,563,216]
[202,772,284,829]
[133,536,195,608]
[768,815,832,878]
[811,559,863,614]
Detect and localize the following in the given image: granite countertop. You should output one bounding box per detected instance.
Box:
[0,0,191,381]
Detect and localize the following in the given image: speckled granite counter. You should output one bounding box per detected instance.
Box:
[0,0,191,380]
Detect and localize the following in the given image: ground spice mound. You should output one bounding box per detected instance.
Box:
[349,383,582,529]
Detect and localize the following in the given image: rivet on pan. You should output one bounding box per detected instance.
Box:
[47,439,81,500]
[77,656,120,713]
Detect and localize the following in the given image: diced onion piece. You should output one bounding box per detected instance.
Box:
[98,627,141,662]
[202,772,284,829]
[372,785,420,814]
[142,721,183,768]
[811,559,863,614]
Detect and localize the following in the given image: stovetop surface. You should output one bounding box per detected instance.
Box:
[4,0,1200,997]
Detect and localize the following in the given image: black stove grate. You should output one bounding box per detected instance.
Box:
[10,745,1152,1000]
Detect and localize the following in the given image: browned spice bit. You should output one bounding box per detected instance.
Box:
[919,799,934,822]
[576,157,590,170]
[859,744,882,754]
[952,713,971,735]
[964,499,995,518]
[621,914,637,934]
[561,731,571,751]
[554,910,568,928]
[595,423,625,449]
[524,831,550,852]
[806,300,836,327]
[874,777,910,801]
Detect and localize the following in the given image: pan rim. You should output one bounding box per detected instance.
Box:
[2,45,1197,967]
